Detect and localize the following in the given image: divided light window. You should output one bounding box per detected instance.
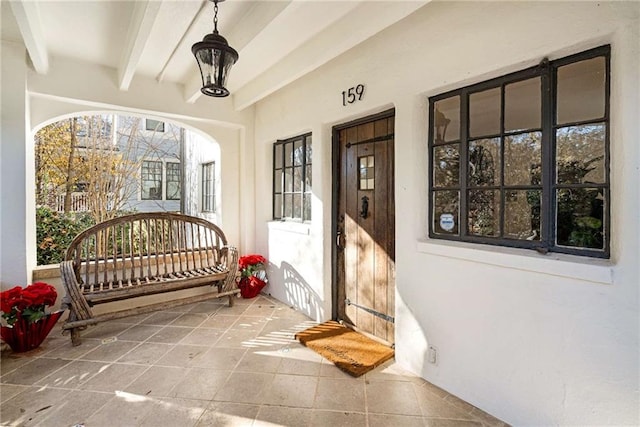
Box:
[145,119,165,132]
[428,45,610,258]
[165,162,181,200]
[202,162,215,212]
[141,160,163,200]
[273,133,312,221]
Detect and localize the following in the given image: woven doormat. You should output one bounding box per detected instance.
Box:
[295,321,394,377]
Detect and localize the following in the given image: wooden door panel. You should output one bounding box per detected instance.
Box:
[335,111,395,343]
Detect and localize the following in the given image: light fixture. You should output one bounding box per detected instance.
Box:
[191,0,239,97]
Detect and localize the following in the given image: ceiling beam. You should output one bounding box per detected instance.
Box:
[9,0,49,74]
[118,0,162,91]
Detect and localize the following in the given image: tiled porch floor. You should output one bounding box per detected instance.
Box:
[1,295,507,426]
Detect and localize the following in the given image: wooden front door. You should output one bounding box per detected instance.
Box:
[334,110,395,344]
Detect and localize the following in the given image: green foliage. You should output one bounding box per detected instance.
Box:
[36,206,95,265]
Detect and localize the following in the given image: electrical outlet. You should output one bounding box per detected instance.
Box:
[428,345,438,364]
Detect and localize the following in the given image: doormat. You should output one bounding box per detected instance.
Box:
[295,321,394,377]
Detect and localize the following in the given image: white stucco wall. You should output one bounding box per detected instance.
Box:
[254,2,639,425]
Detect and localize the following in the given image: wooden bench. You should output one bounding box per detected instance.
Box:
[60,212,239,345]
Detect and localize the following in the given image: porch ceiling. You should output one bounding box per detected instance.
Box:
[2,0,429,111]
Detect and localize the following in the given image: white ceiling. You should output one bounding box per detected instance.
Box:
[2,0,428,111]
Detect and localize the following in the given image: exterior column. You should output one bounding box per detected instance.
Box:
[1,41,34,287]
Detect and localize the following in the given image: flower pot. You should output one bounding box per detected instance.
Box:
[0,310,63,353]
[238,276,266,299]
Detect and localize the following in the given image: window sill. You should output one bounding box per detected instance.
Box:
[268,221,311,235]
[416,239,613,285]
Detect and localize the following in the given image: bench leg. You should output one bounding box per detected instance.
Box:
[70,328,82,347]
[228,294,235,307]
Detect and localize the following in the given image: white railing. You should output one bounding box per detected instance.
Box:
[52,193,115,213]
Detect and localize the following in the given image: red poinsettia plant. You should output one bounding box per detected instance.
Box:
[237,254,267,298]
[1,282,58,326]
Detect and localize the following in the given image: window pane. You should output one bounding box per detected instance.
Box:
[359,155,375,190]
[274,169,282,193]
[284,142,293,167]
[433,190,459,235]
[557,56,606,125]
[434,96,460,143]
[556,124,605,184]
[166,163,181,200]
[305,165,312,190]
[303,194,312,221]
[556,188,604,249]
[505,190,541,240]
[433,144,459,187]
[468,189,501,237]
[284,195,293,218]
[505,77,541,132]
[468,138,501,186]
[275,144,283,169]
[306,136,313,162]
[293,166,303,192]
[504,132,542,186]
[469,87,501,138]
[141,161,162,200]
[294,139,303,166]
[293,194,302,219]
[284,168,293,192]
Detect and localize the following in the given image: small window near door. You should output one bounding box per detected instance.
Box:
[273,133,312,221]
[145,119,165,132]
[359,155,375,190]
[202,162,215,212]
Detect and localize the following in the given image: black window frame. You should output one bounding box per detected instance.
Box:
[202,162,215,213]
[165,161,181,201]
[141,160,163,200]
[428,45,610,258]
[272,133,312,222]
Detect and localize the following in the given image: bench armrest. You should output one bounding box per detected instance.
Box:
[60,260,94,321]
[220,246,239,292]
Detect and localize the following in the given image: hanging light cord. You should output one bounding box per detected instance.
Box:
[213,0,219,34]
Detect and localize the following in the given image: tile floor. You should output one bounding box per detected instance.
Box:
[1,295,508,427]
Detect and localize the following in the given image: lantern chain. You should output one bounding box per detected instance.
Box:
[213,1,219,33]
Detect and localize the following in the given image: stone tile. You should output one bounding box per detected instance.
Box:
[443,393,477,414]
[139,397,208,427]
[3,358,70,386]
[277,354,322,376]
[169,368,230,400]
[255,405,314,427]
[34,389,112,426]
[0,353,37,375]
[147,326,193,344]
[188,301,225,314]
[180,327,225,346]
[34,360,105,389]
[155,344,209,368]
[413,383,476,420]
[78,362,147,392]
[213,372,274,404]
[124,365,188,397]
[38,338,101,360]
[82,322,132,339]
[366,379,422,416]
[191,347,247,370]
[141,311,183,325]
[231,315,269,331]
[424,419,483,426]
[214,328,262,349]
[0,386,71,426]
[116,324,163,342]
[236,349,282,373]
[84,391,156,427]
[0,384,28,403]
[309,409,367,427]
[368,413,425,427]
[201,314,239,329]
[319,358,358,379]
[470,407,510,427]
[196,402,260,426]
[241,303,277,317]
[261,373,318,408]
[171,312,209,327]
[216,303,249,316]
[314,377,366,412]
[117,342,172,365]
[117,312,153,324]
[79,339,139,362]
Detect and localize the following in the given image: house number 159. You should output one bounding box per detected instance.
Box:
[342,84,365,106]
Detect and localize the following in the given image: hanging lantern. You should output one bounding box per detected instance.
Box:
[191,0,239,97]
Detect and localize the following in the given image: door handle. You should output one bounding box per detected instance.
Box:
[336,230,343,249]
[360,196,369,219]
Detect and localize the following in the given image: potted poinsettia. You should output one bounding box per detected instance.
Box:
[0,282,63,352]
[237,254,268,298]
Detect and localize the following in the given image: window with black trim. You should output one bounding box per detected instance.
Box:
[428,45,610,258]
[145,119,165,132]
[202,162,215,212]
[141,160,163,200]
[273,133,312,221]
[165,162,181,200]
